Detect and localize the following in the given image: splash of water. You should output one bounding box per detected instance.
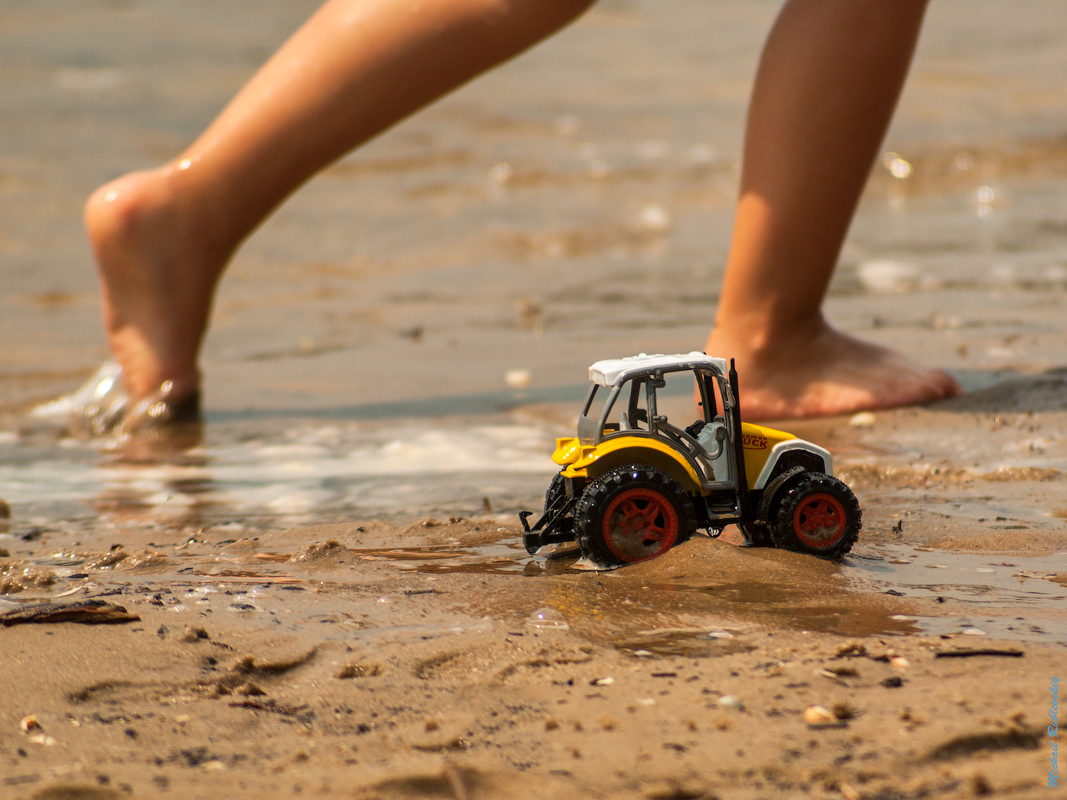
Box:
[29,361,199,438]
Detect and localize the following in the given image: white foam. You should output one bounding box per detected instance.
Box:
[0,421,559,521]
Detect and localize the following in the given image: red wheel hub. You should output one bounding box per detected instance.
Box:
[602,487,678,562]
[792,492,847,549]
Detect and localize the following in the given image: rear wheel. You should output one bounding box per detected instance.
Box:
[768,473,860,559]
[737,521,771,548]
[744,466,807,547]
[575,465,695,566]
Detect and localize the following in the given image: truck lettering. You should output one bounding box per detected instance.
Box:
[742,434,768,450]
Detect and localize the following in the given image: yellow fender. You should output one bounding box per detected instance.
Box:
[738,422,796,489]
[559,435,704,493]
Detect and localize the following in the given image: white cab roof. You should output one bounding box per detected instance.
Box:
[588,352,729,387]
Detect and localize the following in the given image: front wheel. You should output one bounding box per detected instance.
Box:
[575,465,696,566]
[768,473,860,559]
[544,473,575,536]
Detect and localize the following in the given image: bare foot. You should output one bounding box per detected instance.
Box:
[705,316,962,422]
[84,166,229,404]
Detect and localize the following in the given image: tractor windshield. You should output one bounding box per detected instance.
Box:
[577,358,734,446]
[580,367,724,445]
[576,383,606,443]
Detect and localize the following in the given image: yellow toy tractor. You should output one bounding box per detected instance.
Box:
[519,353,861,566]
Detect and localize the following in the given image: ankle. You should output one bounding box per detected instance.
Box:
[710,310,828,363]
[86,167,233,283]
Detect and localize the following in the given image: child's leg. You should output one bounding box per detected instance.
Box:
[86,0,595,401]
[706,0,961,420]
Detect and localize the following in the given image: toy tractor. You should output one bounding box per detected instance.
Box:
[519,352,860,566]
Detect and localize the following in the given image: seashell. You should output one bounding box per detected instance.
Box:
[19,715,40,732]
[803,705,838,726]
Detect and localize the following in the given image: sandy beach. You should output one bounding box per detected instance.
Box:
[2,1,1066,798]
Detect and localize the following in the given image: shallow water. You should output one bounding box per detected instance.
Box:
[0,415,560,530]
[847,544,1067,642]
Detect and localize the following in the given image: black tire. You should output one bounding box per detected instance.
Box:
[768,472,860,559]
[544,472,575,537]
[741,465,807,547]
[738,468,808,547]
[737,522,771,548]
[575,465,696,566]
[545,472,567,507]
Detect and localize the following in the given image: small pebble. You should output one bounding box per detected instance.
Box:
[335,662,381,679]
[504,368,533,389]
[488,163,513,185]
[704,630,734,639]
[180,626,210,642]
[857,259,918,293]
[849,411,876,429]
[635,204,672,233]
[717,695,744,710]
[835,641,867,657]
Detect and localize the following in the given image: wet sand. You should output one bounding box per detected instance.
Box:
[2,1,1067,798]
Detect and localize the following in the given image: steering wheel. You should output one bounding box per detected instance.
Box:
[656,419,717,459]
